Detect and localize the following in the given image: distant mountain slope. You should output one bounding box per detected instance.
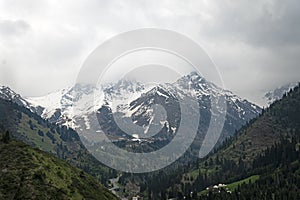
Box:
[0,98,117,184]
[264,82,298,105]
[0,132,117,200]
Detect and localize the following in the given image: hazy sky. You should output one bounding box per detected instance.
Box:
[0,0,299,106]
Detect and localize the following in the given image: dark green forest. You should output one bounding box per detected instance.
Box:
[127,84,300,199]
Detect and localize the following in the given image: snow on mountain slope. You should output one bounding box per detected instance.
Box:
[102,80,147,112]
[24,80,147,130]
[121,71,260,127]
[26,87,71,119]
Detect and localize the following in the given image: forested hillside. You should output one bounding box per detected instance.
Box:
[182,83,300,199]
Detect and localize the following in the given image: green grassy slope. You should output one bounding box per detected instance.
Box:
[0,133,117,200]
[198,175,260,195]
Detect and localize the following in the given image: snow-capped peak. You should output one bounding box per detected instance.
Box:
[0,85,23,102]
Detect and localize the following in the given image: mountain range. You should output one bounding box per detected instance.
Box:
[15,72,262,148]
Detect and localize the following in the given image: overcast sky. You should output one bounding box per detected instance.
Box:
[0,0,299,106]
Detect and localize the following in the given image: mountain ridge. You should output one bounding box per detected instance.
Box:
[19,72,261,141]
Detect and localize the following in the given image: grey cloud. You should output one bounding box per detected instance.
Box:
[0,19,30,37]
[200,0,300,48]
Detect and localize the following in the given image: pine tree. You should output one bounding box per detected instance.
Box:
[2,131,10,143]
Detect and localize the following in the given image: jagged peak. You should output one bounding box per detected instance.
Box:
[0,85,22,99]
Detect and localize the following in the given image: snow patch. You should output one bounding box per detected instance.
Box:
[83,115,91,130]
